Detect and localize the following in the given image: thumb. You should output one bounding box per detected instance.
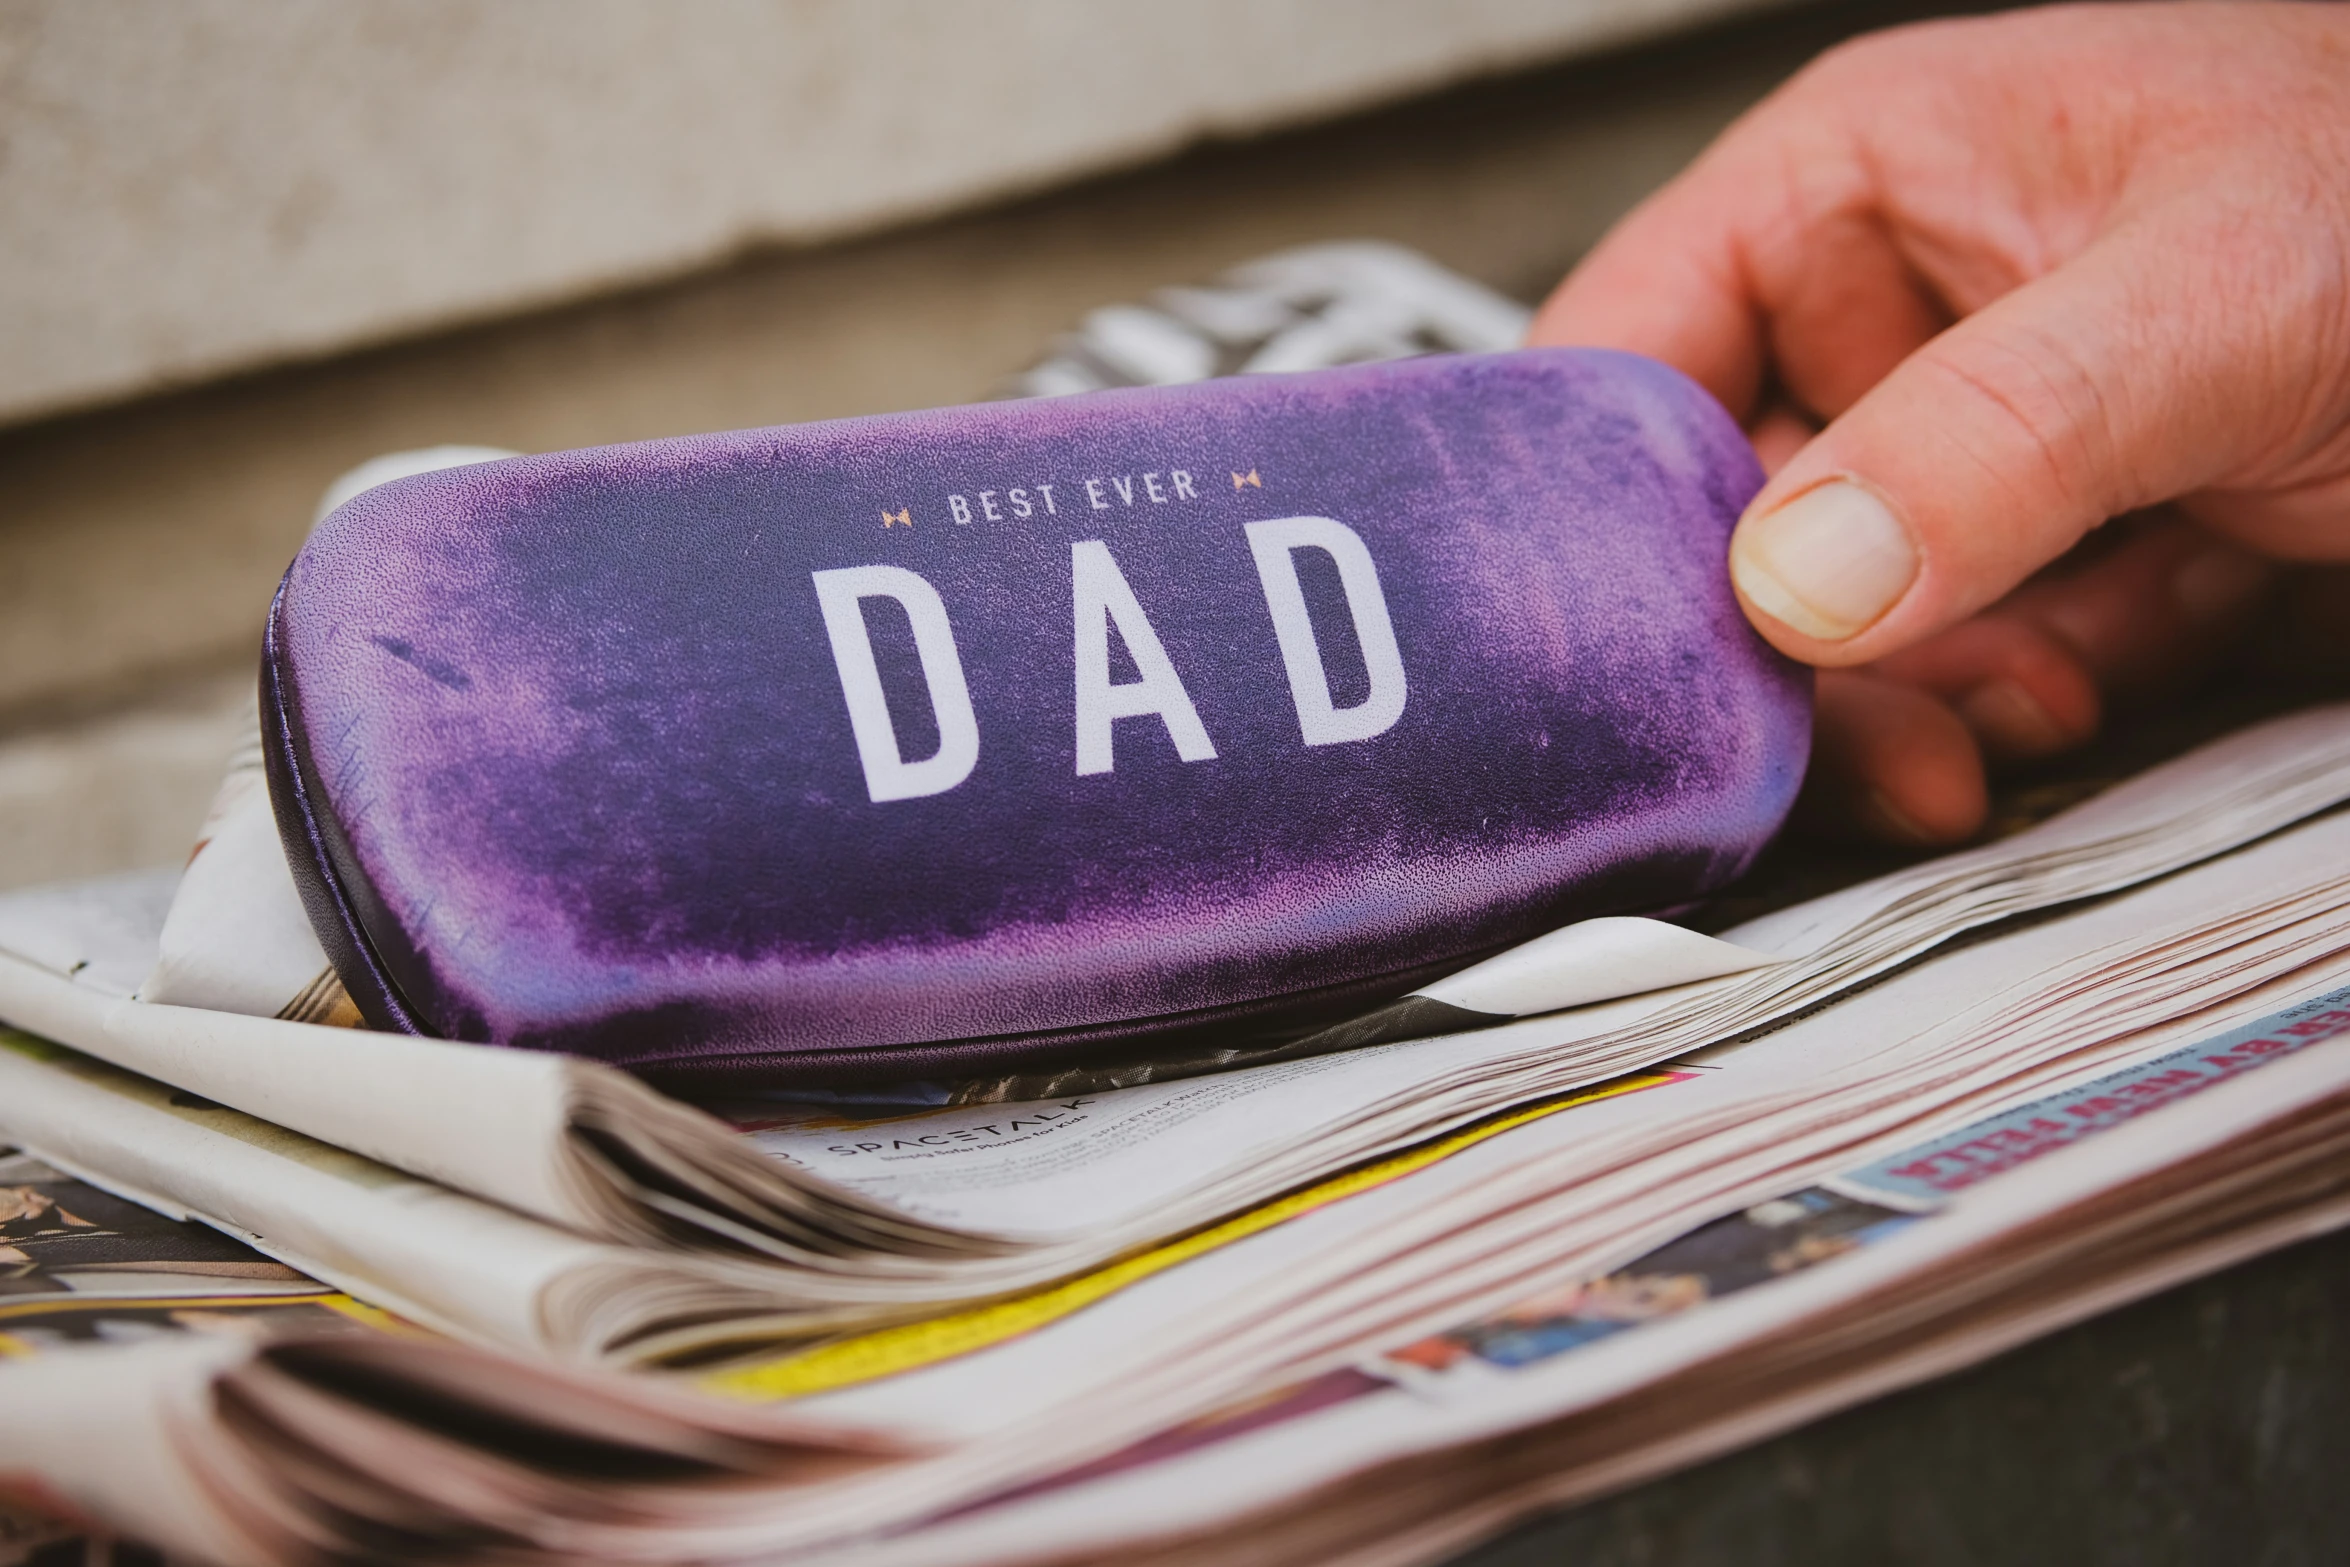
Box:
[1726,233,2259,666]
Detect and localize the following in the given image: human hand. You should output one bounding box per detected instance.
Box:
[1532,2,2350,843]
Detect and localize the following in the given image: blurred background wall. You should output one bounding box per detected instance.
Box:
[7,0,1783,425]
[0,0,1961,888]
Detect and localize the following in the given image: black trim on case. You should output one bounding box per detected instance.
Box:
[259,572,433,1037]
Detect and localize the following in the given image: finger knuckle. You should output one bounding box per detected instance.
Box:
[1917,328,2130,522]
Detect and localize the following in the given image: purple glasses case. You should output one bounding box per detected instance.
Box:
[263,349,1811,1087]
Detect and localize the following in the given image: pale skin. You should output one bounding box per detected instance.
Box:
[1533,2,2350,844]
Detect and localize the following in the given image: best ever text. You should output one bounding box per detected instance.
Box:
[938,468,1205,526]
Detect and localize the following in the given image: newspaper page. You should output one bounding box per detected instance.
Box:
[0,1141,397,1567]
[4,848,2349,1565]
[0,1143,400,1352]
[0,1280,910,1567]
[0,945,968,1274]
[8,745,2350,1374]
[735,755,2350,1250]
[10,964,2347,1567]
[719,819,2350,1454]
[3,704,2349,1285]
[0,1333,263,1567]
[1063,818,2350,1415]
[821,983,2350,1567]
[0,1031,645,1355]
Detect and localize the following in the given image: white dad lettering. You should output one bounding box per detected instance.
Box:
[811,565,982,802]
[1070,540,1218,776]
[1244,516,1409,747]
[815,519,1406,798]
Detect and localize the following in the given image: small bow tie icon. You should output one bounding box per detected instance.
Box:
[1231,469,1262,490]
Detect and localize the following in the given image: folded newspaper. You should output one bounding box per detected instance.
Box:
[4,245,2349,1565]
[8,694,2350,1564]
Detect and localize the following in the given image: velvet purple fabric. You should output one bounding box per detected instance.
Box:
[264,349,1810,1084]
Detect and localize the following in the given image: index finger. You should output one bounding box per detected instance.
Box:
[1526,49,1956,429]
[1528,176,1770,418]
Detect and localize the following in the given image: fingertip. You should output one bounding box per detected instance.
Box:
[1797,672,1988,846]
[1995,519,2277,704]
[1866,613,2103,765]
[1955,676,2091,763]
[1944,621,2102,762]
[1729,476,1923,661]
[2169,545,2273,629]
[1857,787,1956,848]
[1529,194,1768,416]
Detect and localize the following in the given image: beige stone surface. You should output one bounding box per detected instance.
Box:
[0,672,245,892]
[0,0,1778,426]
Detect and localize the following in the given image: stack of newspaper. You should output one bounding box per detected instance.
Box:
[6,697,2350,1564]
[6,248,2350,1564]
